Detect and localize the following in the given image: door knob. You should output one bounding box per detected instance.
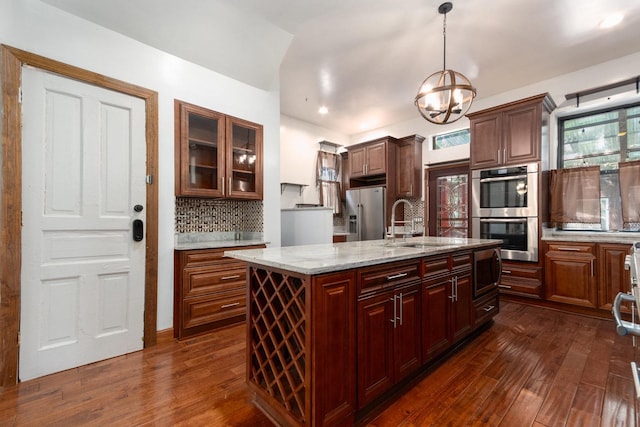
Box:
[133,204,144,212]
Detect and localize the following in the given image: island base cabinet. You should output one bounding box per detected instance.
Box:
[357,283,421,409]
[247,266,357,427]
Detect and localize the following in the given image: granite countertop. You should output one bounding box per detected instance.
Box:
[224,236,502,275]
[542,229,640,244]
[175,232,268,250]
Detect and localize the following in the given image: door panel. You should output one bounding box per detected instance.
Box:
[20,66,146,380]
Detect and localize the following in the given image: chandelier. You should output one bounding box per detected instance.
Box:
[414,2,476,125]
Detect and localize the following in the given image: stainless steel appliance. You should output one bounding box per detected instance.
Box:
[472,162,539,218]
[473,217,538,262]
[346,186,386,241]
[472,162,540,262]
[473,247,502,298]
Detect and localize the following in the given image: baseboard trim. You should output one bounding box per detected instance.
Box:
[156,328,174,344]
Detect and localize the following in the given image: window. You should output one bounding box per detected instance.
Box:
[432,128,470,150]
[558,102,640,231]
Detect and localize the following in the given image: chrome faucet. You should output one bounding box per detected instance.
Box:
[388,198,414,241]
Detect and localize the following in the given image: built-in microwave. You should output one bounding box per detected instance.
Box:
[472,217,538,262]
[471,163,539,218]
[473,247,502,298]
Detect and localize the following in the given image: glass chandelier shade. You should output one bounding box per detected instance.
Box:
[414,2,476,125]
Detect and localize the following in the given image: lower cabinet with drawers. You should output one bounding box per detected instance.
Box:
[174,244,265,339]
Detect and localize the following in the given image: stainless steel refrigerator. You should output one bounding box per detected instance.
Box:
[346,186,386,241]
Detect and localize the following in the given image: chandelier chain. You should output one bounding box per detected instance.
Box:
[443,12,447,71]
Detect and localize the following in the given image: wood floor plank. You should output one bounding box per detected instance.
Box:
[0,302,636,427]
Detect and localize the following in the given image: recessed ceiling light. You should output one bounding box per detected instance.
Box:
[600,13,624,29]
[318,106,329,115]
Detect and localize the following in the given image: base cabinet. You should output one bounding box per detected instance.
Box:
[357,282,421,409]
[499,261,543,299]
[544,241,633,311]
[174,244,264,339]
[421,253,473,364]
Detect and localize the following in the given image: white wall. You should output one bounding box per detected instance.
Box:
[280,115,349,208]
[0,0,281,331]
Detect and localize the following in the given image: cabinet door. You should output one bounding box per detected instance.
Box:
[545,250,597,307]
[311,271,357,426]
[365,142,387,175]
[357,292,394,408]
[226,116,263,200]
[451,272,473,344]
[422,280,450,363]
[598,243,632,312]
[349,147,366,177]
[470,113,501,169]
[175,101,225,197]
[395,284,422,382]
[396,138,422,198]
[503,102,541,165]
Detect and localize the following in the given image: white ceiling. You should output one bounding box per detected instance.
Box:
[41,0,640,135]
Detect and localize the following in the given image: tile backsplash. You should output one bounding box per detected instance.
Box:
[175,198,263,233]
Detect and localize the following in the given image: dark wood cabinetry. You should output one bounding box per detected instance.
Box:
[468,93,555,169]
[598,243,633,312]
[396,135,424,198]
[349,139,389,178]
[545,242,597,308]
[174,100,263,199]
[356,260,422,408]
[499,260,543,299]
[173,244,264,339]
[421,252,473,363]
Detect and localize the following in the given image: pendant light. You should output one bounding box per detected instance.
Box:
[414,2,476,125]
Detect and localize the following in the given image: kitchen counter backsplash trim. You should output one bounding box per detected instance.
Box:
[175,232,267,250]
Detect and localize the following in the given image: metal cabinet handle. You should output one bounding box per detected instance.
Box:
[497,149,501,164]
[221,302,240,309]
[221,177,225,194]
[498,284,512,289]
[387,272,408,281]
[556,247,581,251]
[399,292,404,326]
[484,305,495,312]
[390,296,397,328]
[591,259,594,276]
[221,275,241,280]
[502,270,512,274]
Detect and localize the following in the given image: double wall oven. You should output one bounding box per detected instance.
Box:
[472,163,539,262]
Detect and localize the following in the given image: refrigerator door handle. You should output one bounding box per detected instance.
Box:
[357,204,363,240]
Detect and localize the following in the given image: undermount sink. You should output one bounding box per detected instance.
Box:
[382,241,448,249]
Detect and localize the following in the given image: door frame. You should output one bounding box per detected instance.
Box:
[0,45,159,386]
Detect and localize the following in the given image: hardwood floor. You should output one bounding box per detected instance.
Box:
[0,301,637,426]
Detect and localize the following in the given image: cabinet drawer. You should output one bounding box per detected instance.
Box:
[546,242,595,254]
[183,266,246,297]
[451,252,473,272]
[501,263,542,281]
[358,261,421,295]
[473,292,499,327]
[183,290,246,329]
[182,245,264,267]
[499,277,542,299]
[423,256,449,279]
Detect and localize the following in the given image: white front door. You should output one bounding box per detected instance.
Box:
[19,66,147,381]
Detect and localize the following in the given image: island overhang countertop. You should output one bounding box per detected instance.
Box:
[224,236,502,275]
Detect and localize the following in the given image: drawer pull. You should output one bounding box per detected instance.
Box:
[221,302,240,309]
[498,284,512,289]
[387,272,408,280]
[483,305,495,312]
[502,270,511,274]
[556,247,582,252]
[221,275,241,280]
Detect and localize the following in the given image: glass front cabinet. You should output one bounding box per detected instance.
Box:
[175,100,263,200]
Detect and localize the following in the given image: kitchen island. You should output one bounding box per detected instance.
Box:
[225,236,502,427]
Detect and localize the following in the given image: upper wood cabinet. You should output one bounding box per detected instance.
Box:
[349,139,389,178]
[396,134,424,198]
[468,93,556,169]
[175,100,263,199]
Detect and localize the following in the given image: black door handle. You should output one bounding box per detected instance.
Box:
[133,219,144,241]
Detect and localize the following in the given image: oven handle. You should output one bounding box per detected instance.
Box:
[479,174,527,183]
[479,218,527,223]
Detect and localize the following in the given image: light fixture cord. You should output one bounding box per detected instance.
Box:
[442,11,447,71]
